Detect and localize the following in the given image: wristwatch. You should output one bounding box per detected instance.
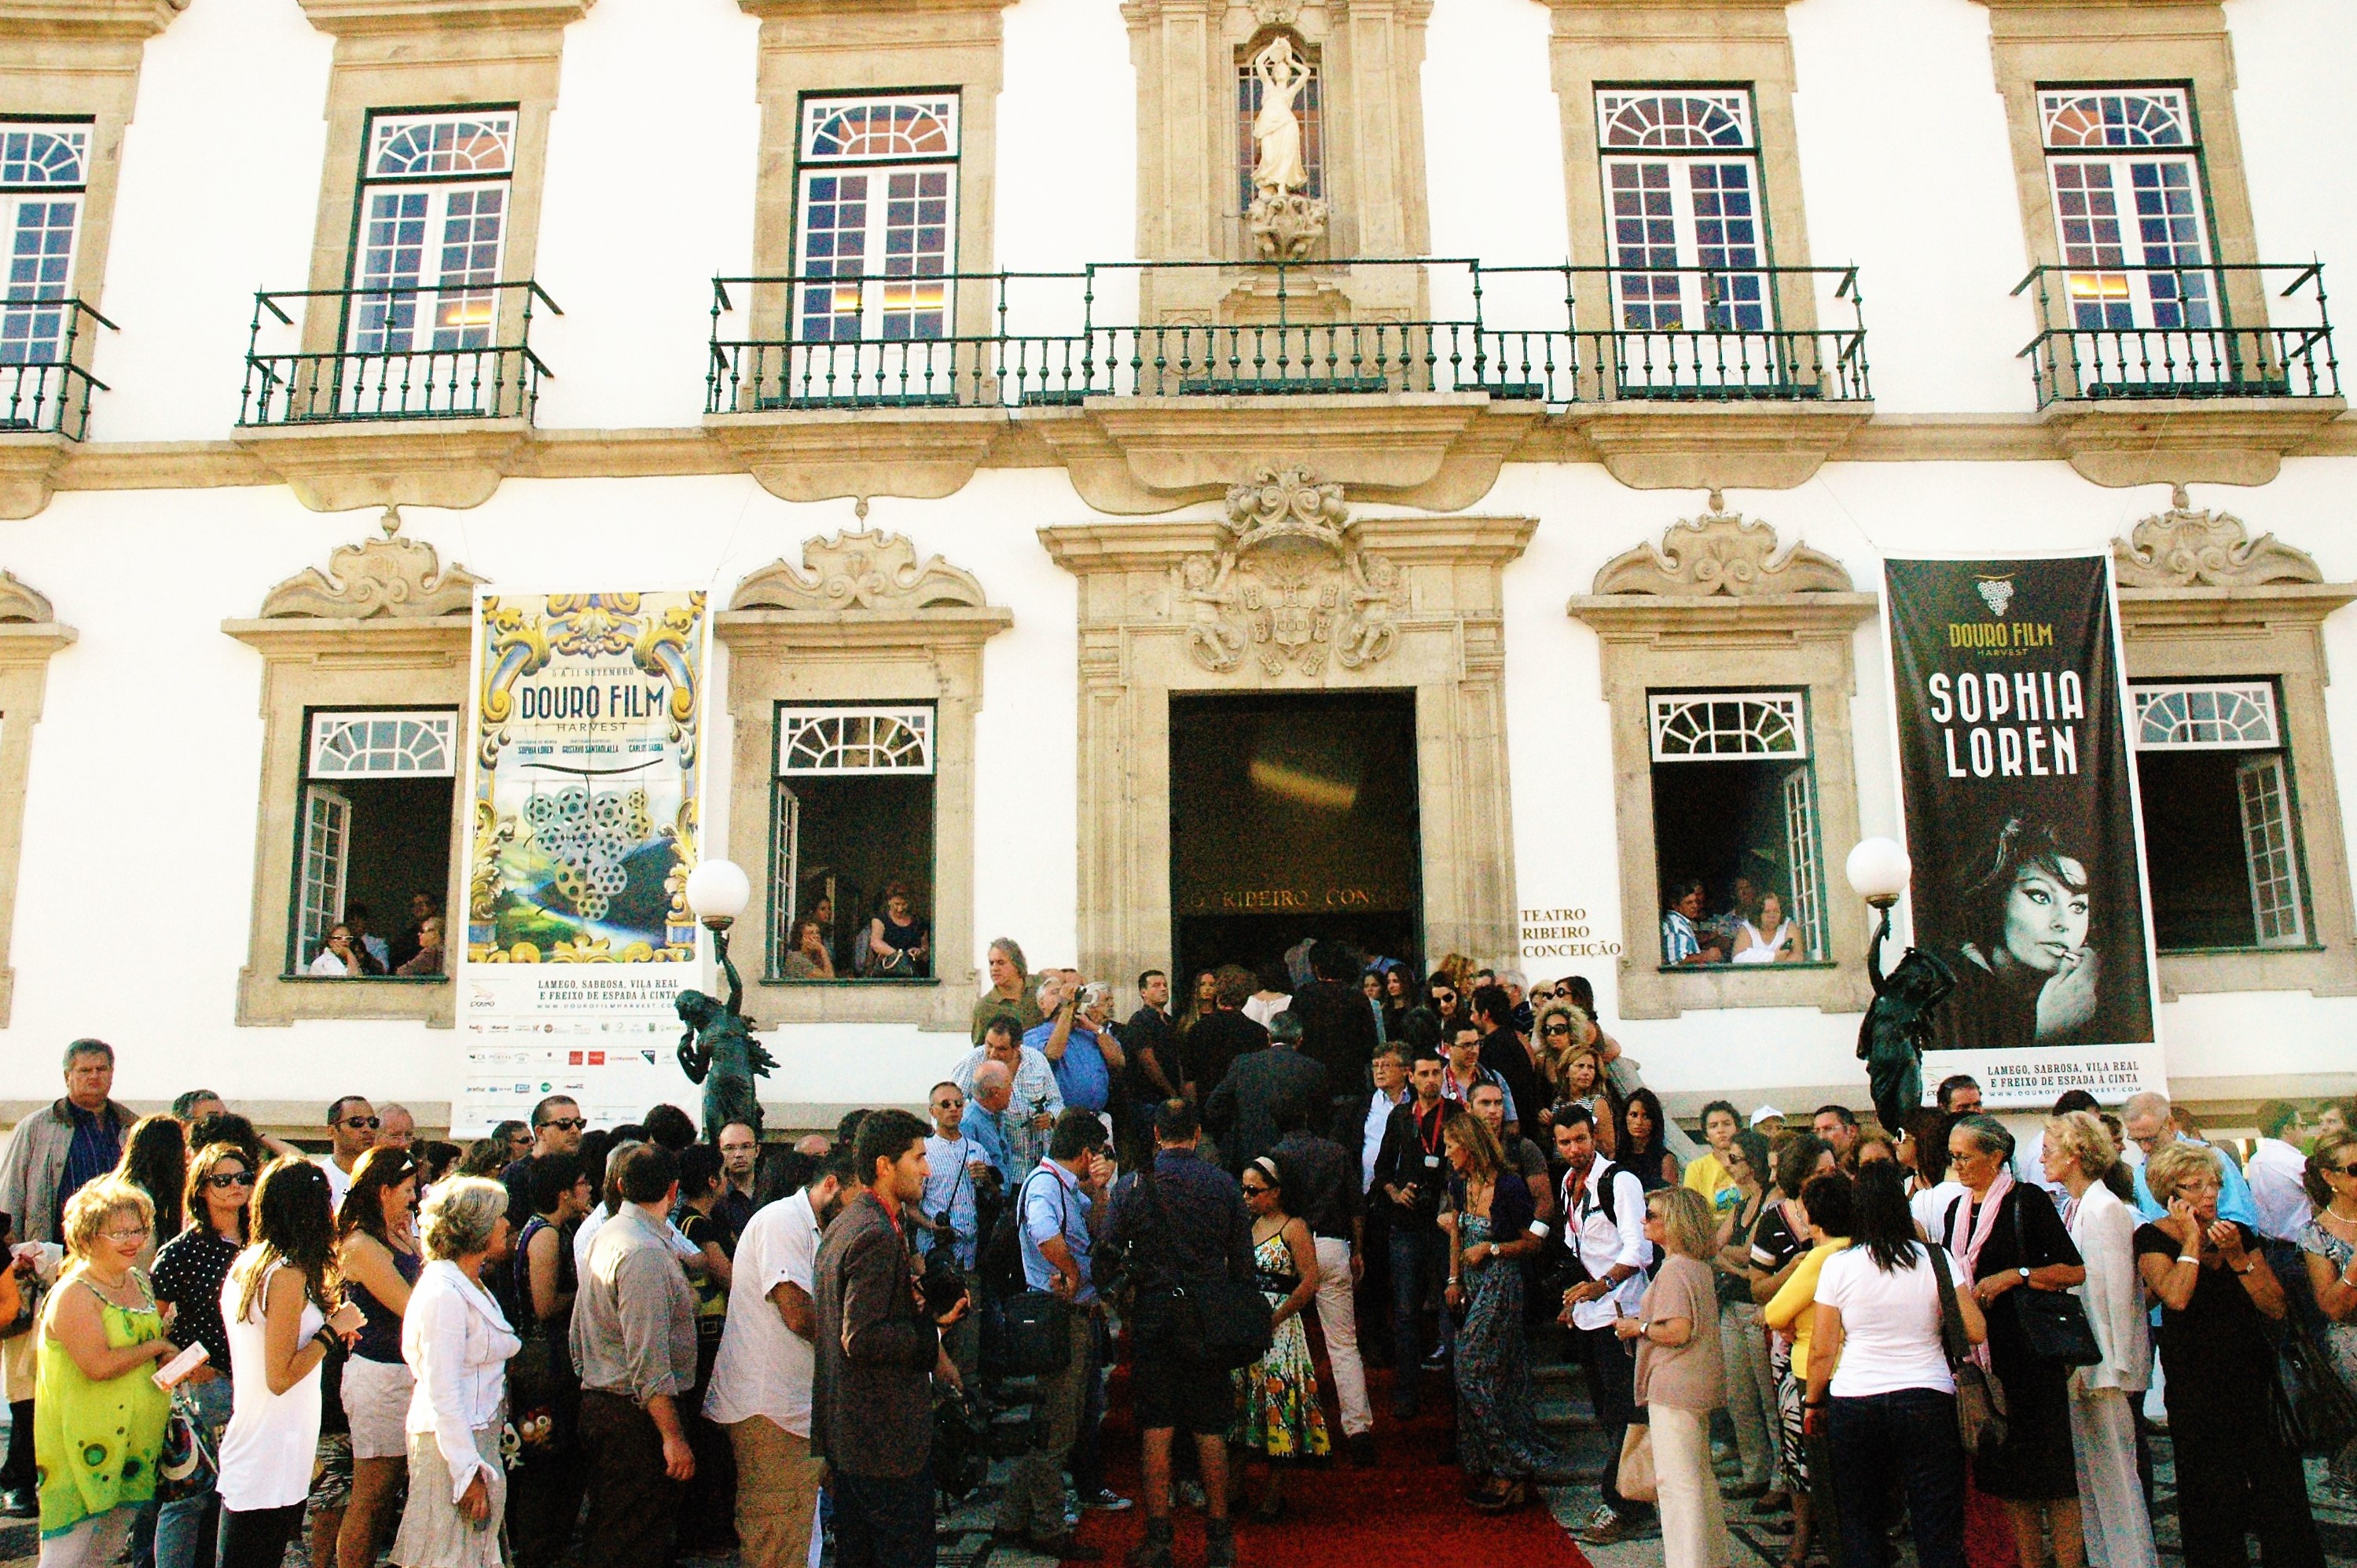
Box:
[2017,1266,2030,1283]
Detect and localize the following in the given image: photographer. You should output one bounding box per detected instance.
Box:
[991,1110,1110,1559]
[1030,971,1125,1126]
[916,1083,997,1387]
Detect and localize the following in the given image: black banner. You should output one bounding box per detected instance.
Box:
[1883,557,2160,1086]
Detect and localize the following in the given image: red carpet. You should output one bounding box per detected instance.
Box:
[1065,1359,1593,1566]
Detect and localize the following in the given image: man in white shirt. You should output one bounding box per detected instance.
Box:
[2246,1100,2318,1314]
[704,1149,845,1568]
[319,1095,376,1214]
[1555,1103,1653,1544]
[916,1081,996,1386]
[1357,1046,1411,1195]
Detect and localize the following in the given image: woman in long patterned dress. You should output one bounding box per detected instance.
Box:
[1232,1155,1328,1521]
[1441,1111,1561,1512]
[2299,1128,2357,1497]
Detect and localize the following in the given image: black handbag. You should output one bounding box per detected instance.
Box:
[2008,1199,2101,1368]
[1172,1277,1275,1371]
[2268,1320,2357,1454]
[997,1288,1074,1378]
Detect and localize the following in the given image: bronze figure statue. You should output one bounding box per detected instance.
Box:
[676,929,777,1148]
[1856,905,1956,1136]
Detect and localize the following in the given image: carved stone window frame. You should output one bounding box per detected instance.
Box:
[224,512,483,1026]
[717,527,1011,1030]
[2114,496,2357,998]
[0,569,75,1026]
[1566,498,1876,1019]
[1042,467,1532,994]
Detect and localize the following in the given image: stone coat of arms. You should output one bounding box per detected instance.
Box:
[1176,465,1400,676]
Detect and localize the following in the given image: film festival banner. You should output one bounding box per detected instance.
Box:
[453,590,713,1135]
[1882,555,2166,1110]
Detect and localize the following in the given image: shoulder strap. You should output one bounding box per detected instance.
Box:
[1928,1244,1968,1368]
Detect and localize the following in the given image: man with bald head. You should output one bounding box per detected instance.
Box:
[963,1059,1033,1181]
[376,1103,417,1151]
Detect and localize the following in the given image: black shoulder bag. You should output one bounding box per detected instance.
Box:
[2007,1193,2102,1367]
[1140,1166,1272,1371]
[995,1169,1074,1379]
[1930,1245,2009,1456]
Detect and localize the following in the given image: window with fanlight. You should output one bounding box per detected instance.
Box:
[0,121,89,378]
[2039,86,2217,335]
[292,708,457,979]
[2131,679,2310,950]
[768,703,938,981]
[347,109,516,358]
[1647,689,1826,966]
[792,93,960,345]
[1595,89,1768,335]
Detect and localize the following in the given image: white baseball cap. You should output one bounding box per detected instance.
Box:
[1749,1105,1784,1126]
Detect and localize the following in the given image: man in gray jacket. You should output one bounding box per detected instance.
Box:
[0,1039,134,1244]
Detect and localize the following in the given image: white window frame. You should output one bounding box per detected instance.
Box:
[1595,90,1769,338]
[776,704,938,776]
[1781,765,1826,961]
[307,709,459,777]
[2131,678,2307,949]
[1649,690,1808,761]
[2039,86,2216,333]
[348,109,517,358]
[0,120,89,372]
[296,784,352,968]
[792,93,960,346]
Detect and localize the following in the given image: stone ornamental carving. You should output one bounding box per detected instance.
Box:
[1177,465,1400,676]
[2113,487,2322,589]
[0,570,55,625]
[729,527,988,614]
[259,508,484,619]
[1245,35,1328,260]
[1593,492,1852,597]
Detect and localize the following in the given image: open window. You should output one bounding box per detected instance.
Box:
[2131,681,2309,951]
[766,703,938,981]
[1647,689,1828,967]
[290,708,457,979]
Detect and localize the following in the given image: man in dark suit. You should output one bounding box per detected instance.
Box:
[1369,1043,1451,1418]
[1203,1009,1329,1176]
[1184,966,1268,1103]
[1287,939,1379,1110]
[813,1109,968,1567]
[1471,982,1540,1140]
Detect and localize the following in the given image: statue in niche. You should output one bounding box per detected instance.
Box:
[1246,35,1330,259]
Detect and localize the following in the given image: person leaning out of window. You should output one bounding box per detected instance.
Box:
[393,917,445,978]
[2036,1111,2155,1568]
[1805,1162,1986,1568]
[861,881,930,977]
[2135,1140,2326,1568]
[780,919,835,980]
[308,924,366,979]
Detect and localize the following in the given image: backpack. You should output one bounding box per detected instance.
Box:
[1565,1159,1660,1281]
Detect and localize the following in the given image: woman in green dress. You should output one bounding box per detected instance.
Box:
[36,1174,179,1568]
[1232,1155,1328,1520]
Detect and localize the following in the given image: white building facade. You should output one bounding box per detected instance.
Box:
[0,0,2351,1132]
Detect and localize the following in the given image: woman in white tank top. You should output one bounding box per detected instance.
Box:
[1731,892,1801,965]
[216,1160,364,1568]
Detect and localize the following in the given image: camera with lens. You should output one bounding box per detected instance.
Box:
[920,1250,970,1321]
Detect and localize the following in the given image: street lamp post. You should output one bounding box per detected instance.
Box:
[676,859,772,1145]
[1844,836,1955,1133]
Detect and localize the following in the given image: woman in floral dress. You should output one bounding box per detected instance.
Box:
[1442,1110,1560,1511]
[2298,1128,2357,1496]
[1232,1155,1328,1520]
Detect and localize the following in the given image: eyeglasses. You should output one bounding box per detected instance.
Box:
[537,1118,586,1132]
[204,1171,254,1189]
[1540,1023,1572,1037]
[1240,1183,1272,1196]
[101,1225,151,1244]
[2332,1161,2357,1177]
[340,1117,380,1130]
[931,1099,964,1111]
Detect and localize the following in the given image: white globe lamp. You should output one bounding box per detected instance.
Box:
[685,859,752,932]
[1845,837,1912,910]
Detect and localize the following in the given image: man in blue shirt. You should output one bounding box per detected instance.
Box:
[2124,1091,2257,1225]
[993,1110,1111,1559]
[918,1081,995,1386]
[1028,970,1125,1118]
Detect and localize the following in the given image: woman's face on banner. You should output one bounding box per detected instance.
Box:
[2001,856,2091,972]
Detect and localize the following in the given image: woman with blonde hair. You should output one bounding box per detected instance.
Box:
[33,1175,178,1567]
[1617,1185,1728,1568]
[2037,1111,2153,1568]
[391,1177,519,1568]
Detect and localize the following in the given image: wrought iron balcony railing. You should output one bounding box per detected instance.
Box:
[0,298,112,441]
[2014,261,2337,406]
[240,280,561,426]
[707,259,1869,412]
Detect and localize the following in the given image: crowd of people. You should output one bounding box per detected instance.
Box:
[0,946,2351,1568]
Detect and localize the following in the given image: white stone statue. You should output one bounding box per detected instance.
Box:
[1250,36,1312,197]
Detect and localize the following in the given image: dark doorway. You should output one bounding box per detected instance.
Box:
[1168,690,1422,990]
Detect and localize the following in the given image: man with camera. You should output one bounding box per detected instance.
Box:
[1029,971,1125,1127]
[953,1017,1061,1181]
[914,1081,997,1387]
[993,1109,1112,1561]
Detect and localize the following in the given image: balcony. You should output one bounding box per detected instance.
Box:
[706,259,1871,412]
[2014,263,2344,487]
[239,280,560,426]
[0,299,112,441]
[2014,261,2338,405]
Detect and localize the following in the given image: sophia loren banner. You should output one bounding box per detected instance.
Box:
[1882,556,2165,1109]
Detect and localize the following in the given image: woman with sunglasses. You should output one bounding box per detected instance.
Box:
[151,1144,256,1568]
[2299,1127,2357,1497]
[33,1175,179,1568]
[1441,1111,1556,1513]
[336,1148,424,1568]
[1711,1129,1779,1504]
[1232,1155,1328,1520]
